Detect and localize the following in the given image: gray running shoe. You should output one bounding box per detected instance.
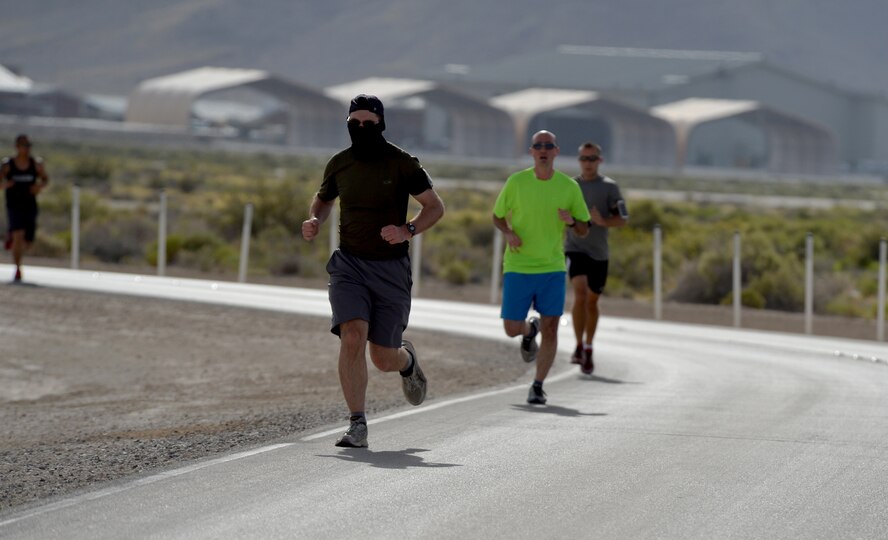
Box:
[401,340,427,406]
[335,419,368,448]
[527,384,547,405]
[520,317,540,363]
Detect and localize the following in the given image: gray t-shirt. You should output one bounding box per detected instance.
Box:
[564,174,626,261]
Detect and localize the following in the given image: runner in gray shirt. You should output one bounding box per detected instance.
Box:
[565,142,628,374]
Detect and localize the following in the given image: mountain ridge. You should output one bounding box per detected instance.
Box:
[0,0,884,97]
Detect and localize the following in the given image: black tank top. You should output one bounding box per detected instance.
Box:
[5,157,38,208]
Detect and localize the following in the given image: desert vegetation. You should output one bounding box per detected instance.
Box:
[17,140,888,320]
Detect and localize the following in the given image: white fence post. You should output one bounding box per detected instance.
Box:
[804,232,814,335]
[733,231,741,328]
[157,191,167,277]
[329,205,339,257]
[490,229,503,304]
[878,238,886,342]
[411,233,422,296]
[70,186,80,270]
[653,225,662,320]
[238,203,253,283]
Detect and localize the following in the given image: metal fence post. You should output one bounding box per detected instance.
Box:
[653,224,662,320]
[329,205,339,257]
[878,238,886,342]
[411,233,422,296]
[157,191,167,277]
[804,232,814,335]
[733,231,741,328]
[490,229,503,304]
[71,186,80,270]
[237,203,253,283]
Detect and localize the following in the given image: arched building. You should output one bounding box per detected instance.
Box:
[325,77,515,158]
[652,98,837,174]
[126,67,345,148]
[490,88,676,166]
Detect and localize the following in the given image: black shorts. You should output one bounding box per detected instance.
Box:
[326,248,413,348]
[566,252,609,294]
[6,204,38,242]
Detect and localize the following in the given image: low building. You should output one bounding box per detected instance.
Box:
[126,67,345,148]
[326,77,515,158]
[491,87,676,166]
[652,98,837,174]
[429,46,888,174]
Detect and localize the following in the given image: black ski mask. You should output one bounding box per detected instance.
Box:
[347,94,386,160]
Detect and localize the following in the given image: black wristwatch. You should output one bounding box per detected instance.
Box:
[406,221,417,237]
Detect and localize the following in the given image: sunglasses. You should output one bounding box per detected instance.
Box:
[578,155,600,162]
[531,142,557,150]
[347,119,378,128]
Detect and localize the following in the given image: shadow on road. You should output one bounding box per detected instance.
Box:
[510,404,607,417]
[579,373,640,384]
[5,281,39,288]
[316,447,462,469]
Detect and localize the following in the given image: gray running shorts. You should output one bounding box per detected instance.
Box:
[326,248,412,348]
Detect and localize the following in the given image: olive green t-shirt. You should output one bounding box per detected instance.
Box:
[318,142,433,260]
[493,168,591,274]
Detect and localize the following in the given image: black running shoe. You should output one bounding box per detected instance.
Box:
[581,348,595,375]
[520,317,540,363]
[527,384,547,405]
[571,345,583,364]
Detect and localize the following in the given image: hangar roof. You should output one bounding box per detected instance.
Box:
[651,98,760,126]
[126,67,338,126]
[0,64,33,93]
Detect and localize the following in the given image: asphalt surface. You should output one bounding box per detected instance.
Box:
[1,266,887,539]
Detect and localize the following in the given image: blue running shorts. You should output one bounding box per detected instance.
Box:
[501,271,566,321]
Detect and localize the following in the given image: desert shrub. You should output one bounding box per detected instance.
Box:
[624,199,673,234]
[746,259,805,311]
[439,259,471,285]
[669,262,710,303]
[71,157,113,185]
[81,213,155,263]
[177,243,238,273]
[719,289,766,309]
[824,293,868,318]
[814,273,856,312]
[30,232,68,258]
[145,234,183,266]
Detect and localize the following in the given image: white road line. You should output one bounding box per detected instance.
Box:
[0,444,292,527]
[301,367,578,441]
[3,366,578,526]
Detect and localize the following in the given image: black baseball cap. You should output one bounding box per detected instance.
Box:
[348,94,384,117]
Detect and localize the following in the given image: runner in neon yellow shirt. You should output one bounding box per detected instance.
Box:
[493,130,590,405]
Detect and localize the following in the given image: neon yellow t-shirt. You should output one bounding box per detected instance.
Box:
[493,168,591,274]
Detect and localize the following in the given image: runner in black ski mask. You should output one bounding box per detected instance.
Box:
[347,94,386,161]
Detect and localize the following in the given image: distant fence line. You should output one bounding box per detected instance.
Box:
[65,186,888,342]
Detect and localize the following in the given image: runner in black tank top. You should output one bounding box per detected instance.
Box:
[2,134,49,282]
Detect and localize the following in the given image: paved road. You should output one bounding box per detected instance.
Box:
[2,266,887,539]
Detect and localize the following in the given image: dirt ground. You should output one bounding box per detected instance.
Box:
[1,262,883,514]
[0,283,527,513]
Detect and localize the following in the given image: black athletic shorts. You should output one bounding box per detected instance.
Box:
[326,248,412,348]
[6,204,38,242]
[566,252,609,294]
